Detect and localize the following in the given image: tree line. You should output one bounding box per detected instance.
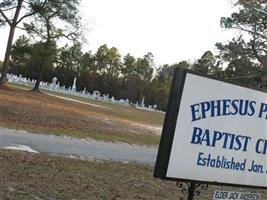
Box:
[0,0,266,111]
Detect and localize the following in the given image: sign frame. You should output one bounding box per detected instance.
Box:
[153,68,267,189]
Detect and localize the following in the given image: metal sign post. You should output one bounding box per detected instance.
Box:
[187,182,196,200]
[176,181,208,200]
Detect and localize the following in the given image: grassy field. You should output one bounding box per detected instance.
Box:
[1,150,266,200]
[0,85,164,145]
[0,150,182,199]
[9,83,164,126]
[45,90,164,126]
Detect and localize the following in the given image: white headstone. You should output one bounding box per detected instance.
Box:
[71,77,77,92]
[50,77,57,89]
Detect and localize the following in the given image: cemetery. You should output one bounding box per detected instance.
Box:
[0,0,266,199]
[5,73,160,112]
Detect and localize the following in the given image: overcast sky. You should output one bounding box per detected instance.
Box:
[0,0,238,66]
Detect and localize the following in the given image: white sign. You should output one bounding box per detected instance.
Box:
[213,190,261,200]
[166,73,267,187]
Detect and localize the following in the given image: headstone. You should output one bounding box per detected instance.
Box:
[91,91,96,99]
[82,87,86,95]
[19,74,22,82]
[68,87,71,93]
[50,77,57,89]
[71,77,77,92]
[55,82,60,90]
[94,91,100,99]
[141,97,145,107]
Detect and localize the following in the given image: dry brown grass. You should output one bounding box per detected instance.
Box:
[0,150,185,200]
[1,150,266,200]
[0,87,162,145]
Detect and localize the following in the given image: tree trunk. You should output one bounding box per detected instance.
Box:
[31,78,41,92]
[32,26,53,91]
[0,25,16,86]
[32,64,45,92]
[32,39,51,92]
[0,0,24,86]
